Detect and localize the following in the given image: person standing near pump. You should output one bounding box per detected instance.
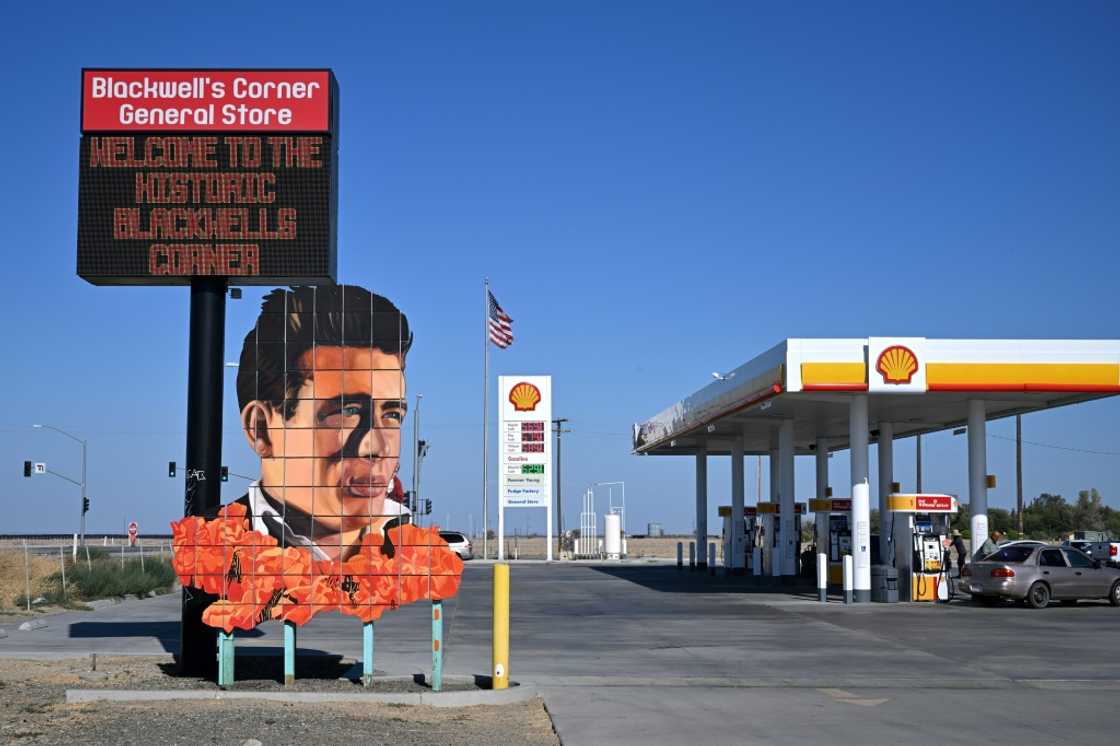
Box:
[951,529,968,574]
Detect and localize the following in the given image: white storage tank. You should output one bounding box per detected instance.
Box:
[604,513,622,559]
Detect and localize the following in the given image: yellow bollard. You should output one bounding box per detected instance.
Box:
[492,563,510,690]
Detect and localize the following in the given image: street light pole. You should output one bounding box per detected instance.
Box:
[34,424,87,548]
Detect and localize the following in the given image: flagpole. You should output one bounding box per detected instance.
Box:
[482,278,490,560]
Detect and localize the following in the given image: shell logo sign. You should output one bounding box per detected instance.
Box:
[876,345,919,385]
[509,381,542,412]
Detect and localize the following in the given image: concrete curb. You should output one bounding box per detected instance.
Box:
[65,680,538,708]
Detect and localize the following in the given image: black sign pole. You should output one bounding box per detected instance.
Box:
[179,276,227,676]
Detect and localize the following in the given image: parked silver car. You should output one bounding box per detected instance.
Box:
[964,544,1120,608]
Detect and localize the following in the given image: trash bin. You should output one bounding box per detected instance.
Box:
[871,565,899,603]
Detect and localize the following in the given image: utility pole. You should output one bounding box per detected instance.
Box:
[1016,414,1023,535]
[916,433,923,493]
[553,418,570,555]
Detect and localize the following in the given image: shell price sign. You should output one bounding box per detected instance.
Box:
[498,376,552,509]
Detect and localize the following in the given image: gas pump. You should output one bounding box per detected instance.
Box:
[718,505,758,571]
[809,498,852,585]
[888,494,957,602]
[757,502,806,574]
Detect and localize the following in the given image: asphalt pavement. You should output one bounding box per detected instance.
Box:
[4,561,1120,744]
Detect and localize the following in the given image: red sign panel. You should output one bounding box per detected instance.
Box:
[915,495,954,512]
[82,70,333,132]
[831,499,852,511]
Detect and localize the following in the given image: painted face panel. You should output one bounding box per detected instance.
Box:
[262,346,406,535]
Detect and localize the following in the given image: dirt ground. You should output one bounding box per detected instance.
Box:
[0,656,559,745]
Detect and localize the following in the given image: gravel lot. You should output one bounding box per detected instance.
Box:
[0,656,559,745]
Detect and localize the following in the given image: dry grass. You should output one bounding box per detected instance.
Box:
[0,549,59,611]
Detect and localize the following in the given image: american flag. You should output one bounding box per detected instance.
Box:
[488,291,513,348]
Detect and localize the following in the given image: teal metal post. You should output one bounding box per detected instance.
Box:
[432,600,444,692]
[362,621,375,687]
[283,621,297,686]
[217,631,235,687]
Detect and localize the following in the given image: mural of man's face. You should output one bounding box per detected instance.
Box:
[243,345,406,535]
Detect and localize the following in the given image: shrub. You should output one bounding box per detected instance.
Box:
[35,557,177,603]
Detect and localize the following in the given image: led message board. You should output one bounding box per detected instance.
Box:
[77,69,338,285]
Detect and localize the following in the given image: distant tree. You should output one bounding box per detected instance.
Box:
[954,503,972,540]
[1022,493,1073,539]
[1104,506,1120,539]
[988,508,1015,536]
[1072,489,1106,532]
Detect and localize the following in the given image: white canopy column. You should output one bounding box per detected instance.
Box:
[696,446,708,568]
[779,420,796,577]
[767,446,779,575]
[850,394,871,602]
[877,421,894,566]
[730,437,746,573]
[814,438,829,589]
[968,400,988,555]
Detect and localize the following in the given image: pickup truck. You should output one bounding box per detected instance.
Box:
[1087,540,1120,567]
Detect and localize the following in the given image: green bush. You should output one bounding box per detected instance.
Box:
[38,557,177,602]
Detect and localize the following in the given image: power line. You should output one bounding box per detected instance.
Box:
[988,433,1120,457]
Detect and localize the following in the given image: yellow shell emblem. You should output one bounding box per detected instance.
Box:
[876,345,918,384]
[509,382,542,412]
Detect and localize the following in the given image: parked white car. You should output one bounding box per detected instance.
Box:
[439,531,474,560]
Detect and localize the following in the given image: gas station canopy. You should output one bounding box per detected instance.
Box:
[633,338,1120,456]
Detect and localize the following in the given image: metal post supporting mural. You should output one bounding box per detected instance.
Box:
[179,277,227,677]
[217,631,235,687]
[362,622,375,686]
[432,600,444,692]
[284,622,297,686]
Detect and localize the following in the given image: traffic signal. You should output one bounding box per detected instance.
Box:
[424,498,432,516]
[82,497,90,514]
[221,466,229,482]
[168,461,176,478]
[23,461,31,478]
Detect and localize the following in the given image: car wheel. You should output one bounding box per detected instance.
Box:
[1026,582,1051,609]
[1109,581,1120,607]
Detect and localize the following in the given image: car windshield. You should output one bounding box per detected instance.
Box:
[983,546,1035,563]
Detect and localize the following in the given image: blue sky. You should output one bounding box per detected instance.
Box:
[2,1,1118,536]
